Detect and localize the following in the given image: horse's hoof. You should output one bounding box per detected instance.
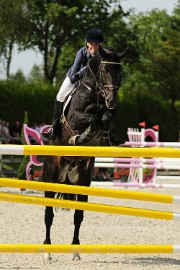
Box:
[44,252,52,261]
[73,253,81,261]
[89,116,99,130]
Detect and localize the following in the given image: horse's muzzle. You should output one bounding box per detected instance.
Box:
[102,85,118,109]
[105,99,117,110]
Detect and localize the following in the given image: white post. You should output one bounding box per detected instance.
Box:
[127,128,144,183]
[0,140,2,176]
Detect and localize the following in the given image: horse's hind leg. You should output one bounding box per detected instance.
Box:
[44,191,55,244]
[43,191,55,260]
[72,194,88,260]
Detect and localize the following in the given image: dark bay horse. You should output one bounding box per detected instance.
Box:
[42,46,126,260]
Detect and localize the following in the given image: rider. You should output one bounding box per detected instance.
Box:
[42,28,104,140]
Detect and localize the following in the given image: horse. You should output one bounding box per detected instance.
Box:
[42,45,126,260]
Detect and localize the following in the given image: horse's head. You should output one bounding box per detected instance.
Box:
[97,46,125,109]
[84,46,125,109]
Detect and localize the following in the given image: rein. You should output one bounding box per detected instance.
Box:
[100,61,121,65]
[86,59,120,91]
[84,58,121,109]
[87,62,101,91]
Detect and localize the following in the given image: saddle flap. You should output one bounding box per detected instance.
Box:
[61,115,77,144]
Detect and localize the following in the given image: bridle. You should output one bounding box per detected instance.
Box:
[85,59,121,98]
[100,60,121,98]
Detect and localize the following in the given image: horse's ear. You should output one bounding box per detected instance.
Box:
[99,45,127,61]
[99,45,109,58]
[118,47,128,59]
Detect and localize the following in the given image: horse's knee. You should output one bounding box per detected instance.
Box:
[73,125,93,145]
[89,115,99,131]
[84,104,96,113]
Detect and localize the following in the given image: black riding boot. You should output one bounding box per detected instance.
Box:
[42,100,63,140]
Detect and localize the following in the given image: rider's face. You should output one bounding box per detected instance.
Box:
[87,42,100,55]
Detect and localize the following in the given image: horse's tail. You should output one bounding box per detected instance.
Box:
[55,192,77,201]
[54,192,77,212]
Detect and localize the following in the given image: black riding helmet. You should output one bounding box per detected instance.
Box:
[85,28,104,43]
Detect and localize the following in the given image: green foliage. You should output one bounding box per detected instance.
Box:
[0,0,29,78]
[28,65,44,84]
[21,111,29,145]
[118,8,180,127]
[0,80,56,125]
[104,4,180,134]
[17,155,29,180]
[17,111,29,180]
[9,70,26,82]
[115,91,178,141]
[55,43,77,86]
[0,79,178,141]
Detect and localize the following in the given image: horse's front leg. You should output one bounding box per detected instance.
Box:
[102,111,113,130]
[101,111,125,146]
[72,194,88,260]
[73,116,99,145]
[43,191,55,260]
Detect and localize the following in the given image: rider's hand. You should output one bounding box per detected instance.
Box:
[79,66,86,78]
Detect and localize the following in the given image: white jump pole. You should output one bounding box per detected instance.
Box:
[94,162,180,170]
[124,142,180,148]
[91,181,180,189]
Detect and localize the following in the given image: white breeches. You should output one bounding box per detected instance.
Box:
[56,76,75,102]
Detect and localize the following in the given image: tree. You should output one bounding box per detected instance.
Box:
[0,0,28,79]
[117,7,180,136]
[28,65,44,84]
[17,111,29,180]
[19,0,125,84]
[9,70,26,82]
[121,9,180,107]
[106,6,137,64]
[0,0,129,83]
[149,25,180,109]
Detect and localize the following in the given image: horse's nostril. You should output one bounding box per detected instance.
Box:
[105,98,116,110]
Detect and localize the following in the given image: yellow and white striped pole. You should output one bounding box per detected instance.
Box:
[0,244,179,253]
[0,192,180,220]
[1,178,180,204]
[0,145,180,158]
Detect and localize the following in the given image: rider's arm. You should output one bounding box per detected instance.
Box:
[67,47,88,84]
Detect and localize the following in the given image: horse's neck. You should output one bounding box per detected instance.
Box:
[82,56,101,88]
[89,54,101,73]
